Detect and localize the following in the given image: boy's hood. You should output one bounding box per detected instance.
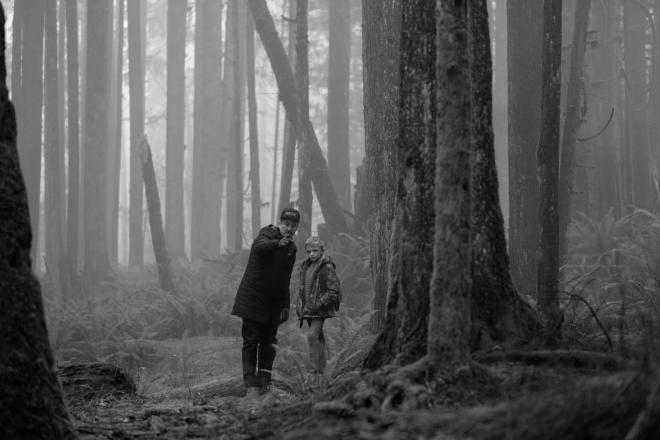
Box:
[303,254,335,269]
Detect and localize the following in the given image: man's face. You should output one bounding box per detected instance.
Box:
[306,246,323,262]
[278,220,298,237]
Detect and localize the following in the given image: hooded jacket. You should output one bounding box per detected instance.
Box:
[231,225,297,325]
[295,255,341,320]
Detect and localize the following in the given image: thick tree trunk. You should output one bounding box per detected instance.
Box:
[362,0,399,333]
[128,0,145,266]
[226,0,246,252]
[165,0,187,259]
[558,0,590,261]
[278,0,297,214]
[19,0,45,268]
[0,5,76,434]
[469,0,541,345]
[364,0,436,369]
[537,0,562,342]
[429,0,471,366]
[507,0,543,298]
[44,0,65,298]
[192,0,224,258]
[297,0,313,244]
[248,0,349,234]
[83,0,112,283]
[624,1,654,211]
[107,0,124,264]
[142,138,175,293]
[327,0,351,212]
[247,14,261,238]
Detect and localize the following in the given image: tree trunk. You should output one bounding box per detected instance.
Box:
[44,0,65,298]
[296,0,313,244]
[226,0,246,252]
[10,0,23,102]
[624,1,654,211]
[128,0,145,266]
[65,0,80,278]
[588,0,619,218]
[652,1,660,213]
[83,0,112,283]
[278,0,297,214]
[327,0,351,212]
[165,0,187,259]
[558,0,590,261]
[429,0,471,366]
[364,0,436,369]
[19,0,45,268]
[247,14,262,238]
[192,0,224,258]
[0,5,76,434]
[248,0,349,234]
[537,0,562,342]
[469,0,541,345]
[107,0,124,264]
[507,0,543,298]
[141,138,175,293]
[362,0,399,333]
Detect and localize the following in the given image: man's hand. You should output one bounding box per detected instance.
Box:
[278,237,292,247]
[279,307,290,323]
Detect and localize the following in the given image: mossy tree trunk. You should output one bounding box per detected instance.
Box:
[362,0,399,333]
[0,4,76,436]
[364,0,436,369]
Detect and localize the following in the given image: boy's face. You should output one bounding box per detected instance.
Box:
[278,220,298,237]
[306,246,323,262]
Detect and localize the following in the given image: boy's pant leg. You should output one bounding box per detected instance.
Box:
[257,323,279,388]
[241,318,262,389]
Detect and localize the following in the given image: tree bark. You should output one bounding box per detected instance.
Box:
[296,0,313,244]
[558,0,590,261]
[226,0,246,252]
[128,0,145,266]
[44,0,65,298]
[507,0,543,298]
[537,0,562,342]
[192,0,224,258]
[364,0,436,369]
[247,13,261,238]
[0,4,76,434]
[141,138,175,293]
[429,0,471,366]
[327,0,352,212]
[624,0,654,211]
[165,0,187,259]
[469,0,541,345]
[248,0,349,234]
[278,0,297,215]
[107,0,124,264]
[491,0,508,230]
[362,0,399,333]
[83,0,112,283]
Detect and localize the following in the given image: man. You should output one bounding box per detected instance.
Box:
[231,208,300,397]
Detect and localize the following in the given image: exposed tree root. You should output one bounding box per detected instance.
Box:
[387,369,660,440]
[473,349,633,371]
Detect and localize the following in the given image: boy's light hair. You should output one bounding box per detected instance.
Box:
[304,236,325,250]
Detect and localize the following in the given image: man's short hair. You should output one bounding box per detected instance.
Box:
[279,208,300,224]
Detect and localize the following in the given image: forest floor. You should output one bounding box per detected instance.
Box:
[64,336,640,439]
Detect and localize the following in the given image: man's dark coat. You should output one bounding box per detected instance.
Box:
[231,225,297,325]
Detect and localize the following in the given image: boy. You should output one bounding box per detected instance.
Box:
[295,237,341,374]
[231,208,300,397]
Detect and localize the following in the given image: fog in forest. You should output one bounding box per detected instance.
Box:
[3,0,660,438]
